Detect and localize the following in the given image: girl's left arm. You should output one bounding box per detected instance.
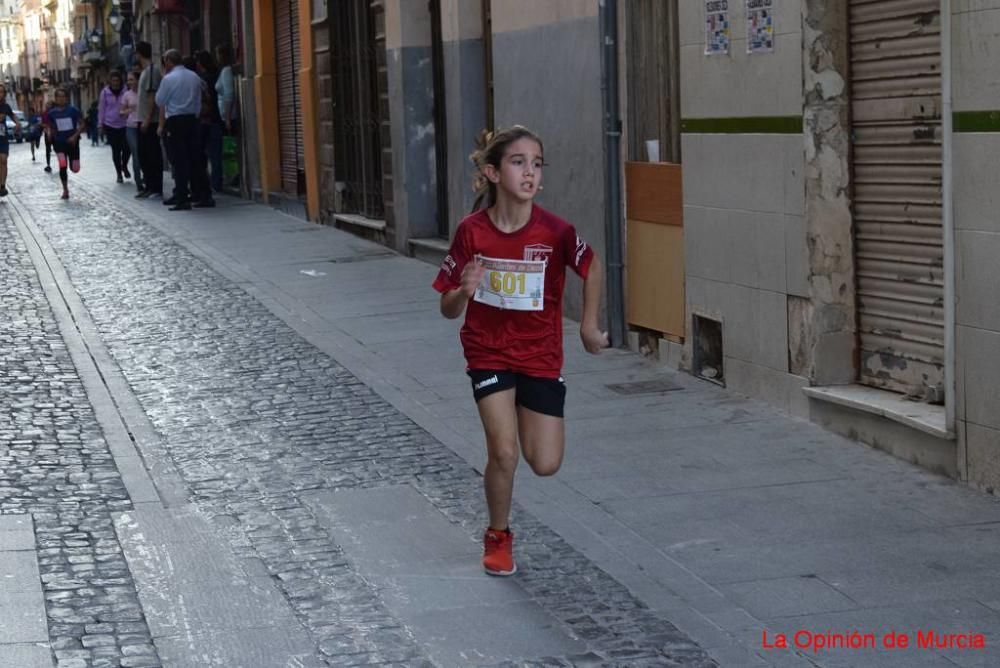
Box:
[580,256,608,354]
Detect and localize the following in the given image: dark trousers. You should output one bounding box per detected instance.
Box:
[193,123,214,203]
[126,127,143,190]
[204,122,224,192]
[138,124,163,194]
[165,115,209,204]
[105,127,130,176]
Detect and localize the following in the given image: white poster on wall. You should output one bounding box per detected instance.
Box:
[704,0,731,56]
[746,0,775,54]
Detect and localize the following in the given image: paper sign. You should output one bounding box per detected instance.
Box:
[747,0,774,54]
[705,0,730,55]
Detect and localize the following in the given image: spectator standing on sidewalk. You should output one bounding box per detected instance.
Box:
[432,126,608,577]
[182,54,216,208]
[86,100,99,146]
[156,49,211,211]
[197,50,225,193]
[215,45,236,137]
[98,71,132,183]
[135,41,163,199]
[120,72,145,194]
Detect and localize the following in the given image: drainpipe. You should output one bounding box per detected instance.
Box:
[599,0,625,347]
[941,0,955,435]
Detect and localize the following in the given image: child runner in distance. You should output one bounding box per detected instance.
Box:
[0,82,21,197]
[433,126,608,576]
[45,88,85,200]
[41,101,54,173]
[28,106,43,163]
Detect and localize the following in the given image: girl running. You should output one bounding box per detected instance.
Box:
[98,71,131,183]
[432,126,607,576]
[42,101,55,173]
[0,83,21,197]
[28,106,43,162]
[45,88,85,200]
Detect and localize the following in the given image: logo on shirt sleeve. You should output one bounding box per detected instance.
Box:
[574,236,589,266]
[523,244,553,265]
[441,254,457,276]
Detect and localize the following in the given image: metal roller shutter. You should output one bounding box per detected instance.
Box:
[850,0,944,400]
[331,0,388,219]
[275,0,303,195]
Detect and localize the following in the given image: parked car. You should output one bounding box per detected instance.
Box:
[15,110,28,141]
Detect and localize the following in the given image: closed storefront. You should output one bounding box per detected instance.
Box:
[331,0,389,220]
[850,0,944,400]
[275,0,304,195]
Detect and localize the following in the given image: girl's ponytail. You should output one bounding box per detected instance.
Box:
[469,129,494,212]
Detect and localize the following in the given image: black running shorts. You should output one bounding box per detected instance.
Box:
[467,369,566,418]
[53,141,80,162]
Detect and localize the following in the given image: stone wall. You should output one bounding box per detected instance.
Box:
[678,0,810,416]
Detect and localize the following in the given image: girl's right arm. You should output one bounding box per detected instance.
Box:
[440,261,485,319]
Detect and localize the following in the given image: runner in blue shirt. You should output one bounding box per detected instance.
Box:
[27,106,43,162]
[0,82,22,197]
[44,87,86,200]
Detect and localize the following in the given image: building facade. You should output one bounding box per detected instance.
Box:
[0,2,24,107]
[6,0,999,494]
[297,0,1000,494]
[666,0,1000,492]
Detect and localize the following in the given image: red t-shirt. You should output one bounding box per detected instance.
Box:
[432,204,594,378]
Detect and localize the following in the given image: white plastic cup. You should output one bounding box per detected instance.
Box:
[645,139,660,163]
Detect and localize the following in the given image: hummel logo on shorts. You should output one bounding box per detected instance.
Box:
[474,375,499,391]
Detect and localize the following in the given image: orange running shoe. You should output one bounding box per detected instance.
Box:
[483,528,516,576]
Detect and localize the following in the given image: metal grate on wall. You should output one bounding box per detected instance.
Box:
[849,0,944,401]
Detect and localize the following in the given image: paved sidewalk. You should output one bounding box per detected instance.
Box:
[11,144,1000,667]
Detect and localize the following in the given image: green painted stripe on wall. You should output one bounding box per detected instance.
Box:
[680,116,803,134]
[954,111,1000,132]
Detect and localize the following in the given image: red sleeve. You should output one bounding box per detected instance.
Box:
[432,224,473,293]
[561,224,594,279]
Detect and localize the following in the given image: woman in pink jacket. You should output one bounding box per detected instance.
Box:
[98,70,132,183]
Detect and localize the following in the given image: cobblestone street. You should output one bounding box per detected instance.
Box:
[0,145,716,667]
[0,167,157,666]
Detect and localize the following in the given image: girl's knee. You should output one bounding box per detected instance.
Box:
[70,161,80,173]
[486,443,520,473]
[526,454,562,477]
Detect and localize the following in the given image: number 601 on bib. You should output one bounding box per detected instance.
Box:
[473,255,546,311]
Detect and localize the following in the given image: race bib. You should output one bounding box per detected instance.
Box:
[55,117,74,132]
[473,255,545,311]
